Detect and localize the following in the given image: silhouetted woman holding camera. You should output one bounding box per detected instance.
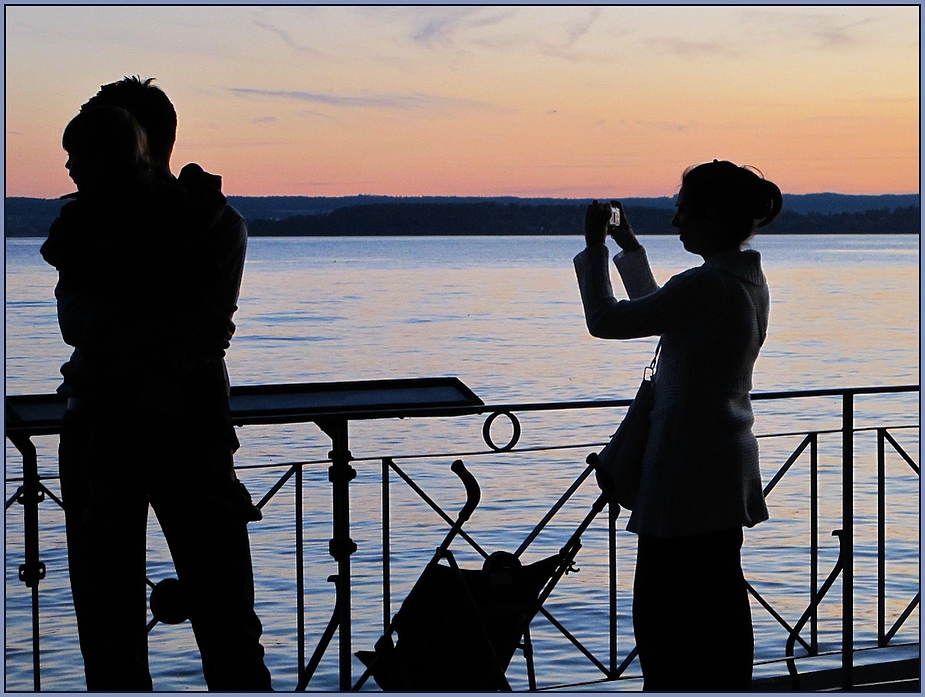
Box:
[574,160,783,690]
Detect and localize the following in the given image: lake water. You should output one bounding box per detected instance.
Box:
[4,234,919,690]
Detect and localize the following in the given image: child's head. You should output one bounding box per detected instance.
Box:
[81,76,177,175]
[62,106,151,192]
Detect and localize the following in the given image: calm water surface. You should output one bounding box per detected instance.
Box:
[5,234,919,690]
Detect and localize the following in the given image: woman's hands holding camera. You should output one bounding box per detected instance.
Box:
[584,200,640,252]
[584,200,611,246]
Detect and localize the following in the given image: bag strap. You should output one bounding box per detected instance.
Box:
[644,339,662,381]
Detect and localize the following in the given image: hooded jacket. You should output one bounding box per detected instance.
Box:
[574,244,770,537]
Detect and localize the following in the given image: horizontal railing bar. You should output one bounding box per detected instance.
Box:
[6,421,919,489]
[754,423,919,440]
[6,385,918,437]
[236,459,329,471]
[352,442,609,465]
[466,384,919,415]
[750,385,919,400]
[3,458,332,485]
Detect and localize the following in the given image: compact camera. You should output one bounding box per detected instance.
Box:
[609,200,621,227]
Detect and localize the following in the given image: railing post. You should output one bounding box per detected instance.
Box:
[382,458,391,633]
[295,463,305,687]
[608,502,617,676]
[325,419,356,691]
[810,433,818,652]
[10,434,46,692]
[841,392,854,690]
[877,428,886,647]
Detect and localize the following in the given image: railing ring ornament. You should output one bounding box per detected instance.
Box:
[482,410,521,452]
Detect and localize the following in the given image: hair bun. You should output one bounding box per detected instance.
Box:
[680,159,783,239]
[753,177,783,227]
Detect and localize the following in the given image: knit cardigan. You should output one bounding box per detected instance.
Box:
[574,244,770,538]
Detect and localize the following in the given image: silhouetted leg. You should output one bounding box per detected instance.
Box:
[633,527,752,692]
[150,440,272,691]
[633,534,685,691]
[59,408,153,690]
[696,526,753,689]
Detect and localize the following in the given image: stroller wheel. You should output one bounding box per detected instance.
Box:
[150,578,189,625]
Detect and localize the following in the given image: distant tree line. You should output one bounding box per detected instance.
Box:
[4,197,920,237]
[246,202,921,237]
[776,206,921,235]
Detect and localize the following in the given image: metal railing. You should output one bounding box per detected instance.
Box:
[5,383,919,691]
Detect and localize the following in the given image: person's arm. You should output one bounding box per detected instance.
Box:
[583,198,655,294]
[194,205,246,354]
[576,199,660,335]
[41,207,110,349]
[175,165,246,358]
[54,272,95,347]
[211,206,247,331]
[613,246,658,299]
[575,249,712,340]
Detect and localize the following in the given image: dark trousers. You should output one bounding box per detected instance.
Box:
[633,526,753,692]
[58,406,272,691]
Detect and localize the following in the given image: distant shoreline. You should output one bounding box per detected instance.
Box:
[4,194,920,238]
[7,230,919,239]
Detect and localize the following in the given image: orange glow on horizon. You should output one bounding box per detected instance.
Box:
[5,5,919,199]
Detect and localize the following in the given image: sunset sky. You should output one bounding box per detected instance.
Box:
[5,5,920,198]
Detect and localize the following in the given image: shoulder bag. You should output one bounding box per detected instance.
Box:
[587,341,661,510]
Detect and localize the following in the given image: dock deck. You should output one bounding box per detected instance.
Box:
[753,650,920,692]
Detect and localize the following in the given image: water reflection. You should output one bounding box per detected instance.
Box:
[4,235,918,690]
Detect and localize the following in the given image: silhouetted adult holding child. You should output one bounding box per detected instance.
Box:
[574,160,783,691]
[40,77,272,691]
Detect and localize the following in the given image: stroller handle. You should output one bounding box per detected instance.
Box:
[450,459,481,523]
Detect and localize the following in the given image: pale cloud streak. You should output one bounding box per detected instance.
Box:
[294,109,338,122]
[225,87,502,114]
[737,9,876,51]
[253,16,321,55]
[536,7,608,61]
[644,8,877,61]
[409,7,517,49]
[796,12,882,50]
[402,5,606,62]
[647,36,743,59]
[619,119,691,133]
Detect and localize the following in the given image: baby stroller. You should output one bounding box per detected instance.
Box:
[353,459,612,691]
